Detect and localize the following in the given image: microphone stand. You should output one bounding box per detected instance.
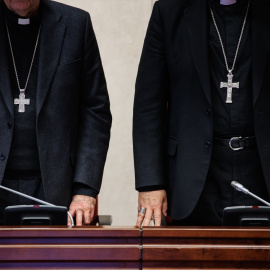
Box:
[231,181,270,207]
[0,184,74,227]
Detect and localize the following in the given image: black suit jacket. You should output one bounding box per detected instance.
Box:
[133,0,270,220]
[0,0,111,207]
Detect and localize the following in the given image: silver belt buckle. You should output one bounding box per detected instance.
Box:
[229,136,243,151]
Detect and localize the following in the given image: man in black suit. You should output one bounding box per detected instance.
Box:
[0,0,111,225]
[134,0,270,226]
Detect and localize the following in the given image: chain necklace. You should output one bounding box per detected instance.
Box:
[209,0,250,103]
[6,19,41,113]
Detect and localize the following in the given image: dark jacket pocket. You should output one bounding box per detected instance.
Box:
[167,137,178,156]
[56,58,81,74]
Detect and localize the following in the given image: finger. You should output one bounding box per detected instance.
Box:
[153,208,162,226]
[162,199,168,217]
[68,208,76,217]
[83,210,91,225]
[90,206,96,223]
[143,209,153,227]
[136,208,145,227]
[75,208,83,226]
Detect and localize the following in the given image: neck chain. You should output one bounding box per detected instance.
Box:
[209,0,250,103]
[6,19,41,113]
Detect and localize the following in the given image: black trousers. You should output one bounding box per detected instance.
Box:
[0,177,45,225]
[173,143,270,226]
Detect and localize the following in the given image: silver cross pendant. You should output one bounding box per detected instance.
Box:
[14,89,30,113]
[220,71,239,103]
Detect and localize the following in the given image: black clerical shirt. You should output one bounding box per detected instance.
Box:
[209,0,255,138]
[4,3,41,174]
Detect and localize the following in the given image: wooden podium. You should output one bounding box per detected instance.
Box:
[1,226,270,269]
[142,227,270,269]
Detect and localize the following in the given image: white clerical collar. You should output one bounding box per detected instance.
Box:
[18,18,30,25]
[220,0,237,5]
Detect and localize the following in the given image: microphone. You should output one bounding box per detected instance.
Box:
[0,184,74,226]
[231,181,270,207]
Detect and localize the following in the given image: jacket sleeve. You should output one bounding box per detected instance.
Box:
[73,13,112,194]
[133,1,169,190]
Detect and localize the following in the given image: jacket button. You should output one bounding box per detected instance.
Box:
[206,109,211,116]
[205,141,211,148]
[0,154,6,161]
[7,122,12,128]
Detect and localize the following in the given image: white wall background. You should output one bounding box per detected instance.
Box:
[55,0,156,225]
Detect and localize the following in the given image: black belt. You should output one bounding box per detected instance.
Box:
[213,136,256,151]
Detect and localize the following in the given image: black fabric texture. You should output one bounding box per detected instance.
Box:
[4,2,41,172]
[172,144,269,226]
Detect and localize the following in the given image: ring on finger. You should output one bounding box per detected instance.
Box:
[139,207,146,214]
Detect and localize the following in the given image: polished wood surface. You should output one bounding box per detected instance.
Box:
[1,226,270,269]
[143,227,270,269]
[0,226,141,269]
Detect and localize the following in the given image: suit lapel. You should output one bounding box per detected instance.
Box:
[0,4,14,118]
[251,0,270,106]
[36,0,66,116]
[185,0,211,105]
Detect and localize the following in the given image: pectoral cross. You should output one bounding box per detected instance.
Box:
[220,72,239,103]
[14,90,30,113]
